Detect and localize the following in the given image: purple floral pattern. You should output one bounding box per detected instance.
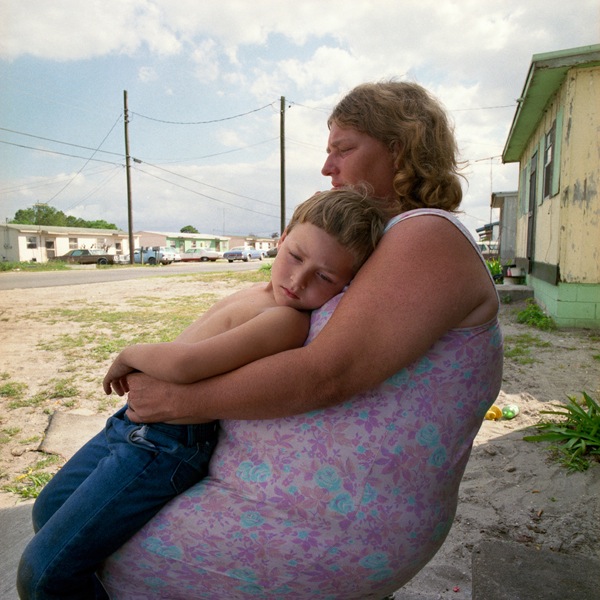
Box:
[100,211,503,599]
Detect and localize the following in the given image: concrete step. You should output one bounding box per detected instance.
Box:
[0,503,34,599]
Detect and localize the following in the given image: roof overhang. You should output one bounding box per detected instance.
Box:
[502,45,600,163]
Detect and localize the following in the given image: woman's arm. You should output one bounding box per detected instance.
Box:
[126,215,498,423]
[104,306,309,395]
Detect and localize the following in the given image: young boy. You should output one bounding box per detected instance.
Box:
[18,187,387,599]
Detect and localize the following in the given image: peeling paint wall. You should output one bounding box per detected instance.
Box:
[559,67,600,283]
[515,65,600,284]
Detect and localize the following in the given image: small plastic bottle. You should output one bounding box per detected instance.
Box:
[502,404,520,419]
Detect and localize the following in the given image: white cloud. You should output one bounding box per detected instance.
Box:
[1,0,598,237]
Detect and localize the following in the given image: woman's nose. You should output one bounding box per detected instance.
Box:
[321,154,336,176]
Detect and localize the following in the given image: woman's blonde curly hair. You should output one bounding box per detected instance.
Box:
[328,81,464,213]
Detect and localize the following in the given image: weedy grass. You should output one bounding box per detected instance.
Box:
[524,392,600,471]
[0,260,68,272]
[2,455,61,499]
[516,298,557,331]
[503,333,552,365]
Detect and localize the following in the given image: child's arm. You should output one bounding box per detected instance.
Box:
[103,306,310,396]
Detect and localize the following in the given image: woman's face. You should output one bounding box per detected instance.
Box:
[321,122,397,199]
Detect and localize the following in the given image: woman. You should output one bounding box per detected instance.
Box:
[74,82,504,598]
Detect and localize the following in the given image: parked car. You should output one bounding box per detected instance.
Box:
[179,248,222,262]
[222,246,263,262]
[51,249,125,265]
[266,247,278,258]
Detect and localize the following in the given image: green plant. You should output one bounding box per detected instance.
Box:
[516,299,557,331]
[259,262,272,275]
[3,471,54,499]
[485,259,502,278]
[524,392,600,471]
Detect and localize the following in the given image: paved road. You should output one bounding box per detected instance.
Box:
[0,261,266,290]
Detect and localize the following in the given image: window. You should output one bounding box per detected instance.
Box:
[69,237,78,249]
[543,121,555,199]
[27,236,37,249]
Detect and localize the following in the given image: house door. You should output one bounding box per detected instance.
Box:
[525,152,537,274]
[45,238,56,259]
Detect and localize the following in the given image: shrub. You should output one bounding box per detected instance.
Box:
[524,392,600,471]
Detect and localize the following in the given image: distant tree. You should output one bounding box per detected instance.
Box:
[180,225,199,233]
[10,204,117,229]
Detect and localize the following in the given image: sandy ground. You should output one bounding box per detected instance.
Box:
[1,274,599,597]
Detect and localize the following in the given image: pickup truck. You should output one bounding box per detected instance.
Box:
[179,248,222,262]
[131,247,178,265]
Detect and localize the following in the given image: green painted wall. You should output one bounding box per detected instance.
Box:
[529,277,600,328]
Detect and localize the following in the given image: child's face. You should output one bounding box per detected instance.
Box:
[271,223,356,311]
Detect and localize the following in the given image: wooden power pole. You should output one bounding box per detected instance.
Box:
[280,96,286,235]
[123,90,135,264]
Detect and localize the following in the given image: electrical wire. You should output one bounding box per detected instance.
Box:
[130,102,275,125]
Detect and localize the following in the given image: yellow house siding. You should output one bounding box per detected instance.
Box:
[559,66,600,283]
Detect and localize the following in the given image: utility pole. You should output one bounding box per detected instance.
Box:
[280,96,286,235]
[123,90,135,264]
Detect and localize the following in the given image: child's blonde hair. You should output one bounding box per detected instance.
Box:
[286,187,386,272]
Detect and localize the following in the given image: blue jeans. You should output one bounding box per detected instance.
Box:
[17,406,219,600]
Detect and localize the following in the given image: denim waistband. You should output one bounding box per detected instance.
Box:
[146,421,219,447]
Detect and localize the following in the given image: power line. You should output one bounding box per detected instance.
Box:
[130,102,275,125]
[0,126,123,157]
[0,139,121,165]
[133,165,278,220]
[137,160,274,207]
[47,114,123,203]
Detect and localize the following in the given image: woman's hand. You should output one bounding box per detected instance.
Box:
[125,373,213,424]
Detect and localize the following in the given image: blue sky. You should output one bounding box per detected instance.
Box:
[1,0,597,238]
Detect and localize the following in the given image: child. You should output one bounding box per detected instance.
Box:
[18,186,387,599]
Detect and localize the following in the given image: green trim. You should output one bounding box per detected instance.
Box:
[536,139,544,206]
[503,44,600,163]
[553,107,563,197]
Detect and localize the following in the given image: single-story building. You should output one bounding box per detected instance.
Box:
[0,223,133,263]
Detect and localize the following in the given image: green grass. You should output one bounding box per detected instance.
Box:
[0,380,28,400]
[0,260,69,272]
[503,333,552,365]
[524,392,600,471]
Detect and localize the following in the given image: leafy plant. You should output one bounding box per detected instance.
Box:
[486,259,502,279]
[524,392,600,471]
[516,299,557,331]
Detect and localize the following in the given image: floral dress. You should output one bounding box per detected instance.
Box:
[99,210,503,599]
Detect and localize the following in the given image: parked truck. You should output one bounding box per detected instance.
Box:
[131,246,178,265]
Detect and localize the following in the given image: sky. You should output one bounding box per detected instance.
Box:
[1,1,598,239]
